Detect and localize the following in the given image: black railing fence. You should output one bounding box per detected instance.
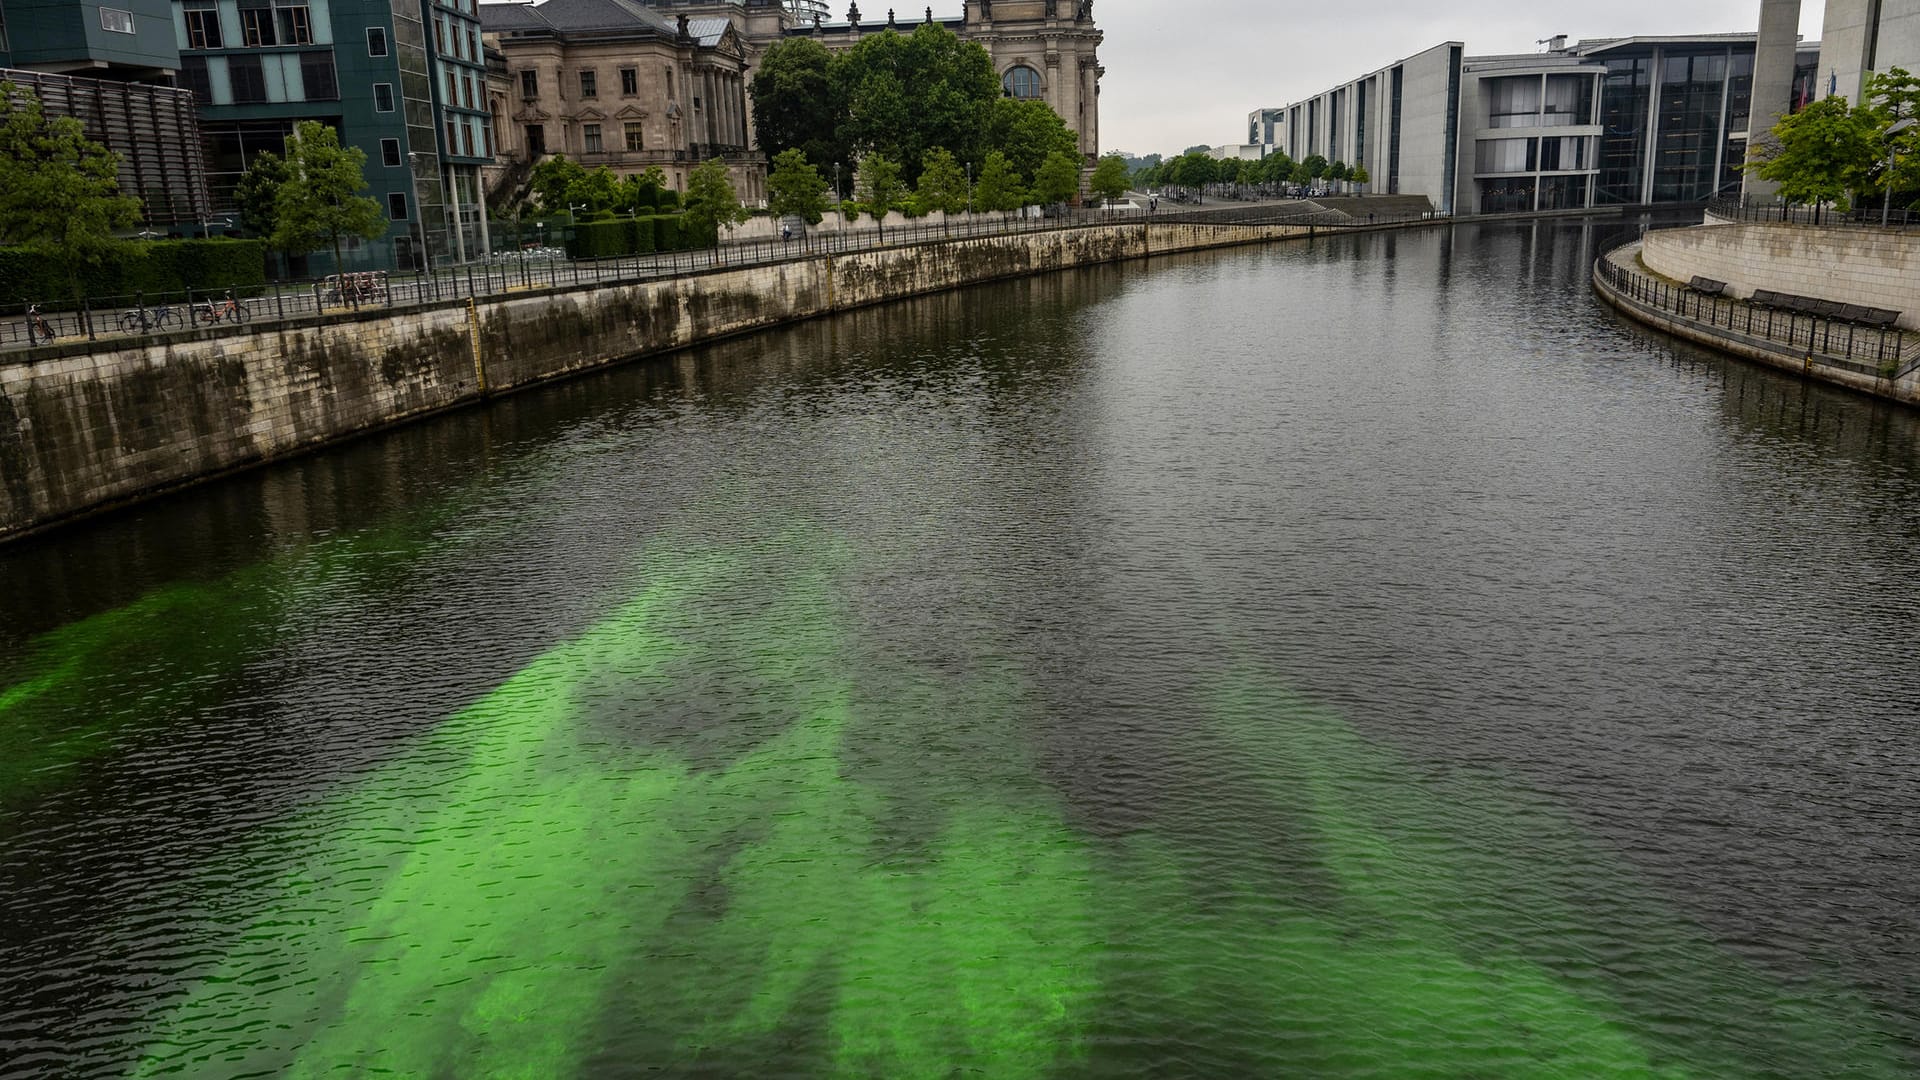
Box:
[1706,196,1920,229]
[1594,240,1916,377]
[3,201,1436,354]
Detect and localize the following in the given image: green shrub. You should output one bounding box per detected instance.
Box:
[0,239,266,307]
[626,216,656,254]
[653,215,685,252]
[565,220,633,260]
[655,189,682,212]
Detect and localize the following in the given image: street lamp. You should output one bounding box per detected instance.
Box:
[1884,117,1915,228]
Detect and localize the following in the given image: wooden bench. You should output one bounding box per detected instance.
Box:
[1688,276,1728,296]
[1749,290,1901,326]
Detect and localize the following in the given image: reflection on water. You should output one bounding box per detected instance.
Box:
[3,220,1918,1078]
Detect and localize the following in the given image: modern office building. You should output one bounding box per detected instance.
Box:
[1260,32,1819,216]
[1,66,213,227]
[1247,106,1281,148]
[173,0,494,270]
[0,0,180,79]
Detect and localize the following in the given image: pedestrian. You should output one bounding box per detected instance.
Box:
[782,224,792,244]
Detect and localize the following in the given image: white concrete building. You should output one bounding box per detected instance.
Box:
[1260,32,1820,215]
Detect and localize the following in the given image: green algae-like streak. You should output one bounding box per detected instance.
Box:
[132,540,1103,1079]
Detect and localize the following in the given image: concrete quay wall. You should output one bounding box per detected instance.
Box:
[1641,222,1920,330]
[0,220,1311,541]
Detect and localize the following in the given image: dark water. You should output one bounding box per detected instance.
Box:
[3,219,1918,1078]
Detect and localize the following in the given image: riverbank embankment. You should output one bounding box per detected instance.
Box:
[1593,239,1920,407]
[2,216,1402,542]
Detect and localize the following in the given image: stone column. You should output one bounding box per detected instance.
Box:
[1746,0,1803,200]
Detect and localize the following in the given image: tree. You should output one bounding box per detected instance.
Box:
[984,97,1080,186]
[855,151,905,239]
[1748,96,1878,211]
[972,150,1025,213]
[1089,154,1130,206]
[749,38,846,180]
[1863,67,1920,207]
[619,166,669,213]
[1349,164,1371,192]
[912,148,970,230]
[530,154,588,213]
[837,25,999,185]
[234,150,290,239]
[1303,154,1330,179]
[0,80,142,301]
[1032,151,1081,207]
[767,148,830,230]
[1289,162,1312,185]
[271,120,387,274]
[684,158,749,252]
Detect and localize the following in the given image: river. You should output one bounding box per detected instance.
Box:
[2,217,1917,1078]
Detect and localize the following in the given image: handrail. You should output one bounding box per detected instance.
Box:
[1593,242,1914,376]
[1705,196,1920,229]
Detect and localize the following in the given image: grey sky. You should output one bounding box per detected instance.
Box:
[1094,0,1823,156]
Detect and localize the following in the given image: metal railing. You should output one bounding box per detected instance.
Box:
[1594,240,1916,377]
[1705,196,1920,229]
[3,200,1432,355]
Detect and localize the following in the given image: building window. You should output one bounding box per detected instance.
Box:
[367,26,388,56]
[579,70,597,98]
[519,69,537,99]
[100,7,135,33]
[466,28,477,59]
[445,69,457,103]
[446,120,458,152]
[620,67,637,96]
[462,72,475,110]
[277,5,312,45]
[624,121,643,151]
[1002,65,1041,100]
[665,67,674,98]
[388,192,408,219]
[180,55,213,101]
[301,52,338,100]
[582,123,602,153]
[374,82,395,112]
[229,56,268,103]
[435,17,447,54]
[240,8,276,46]
[526,123,545,155]
[461,123,474,157]
[381,138,402,167]
[184,7,222,49]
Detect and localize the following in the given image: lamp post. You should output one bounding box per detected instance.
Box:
[407,152,434,278]
[1884,117,1915,228]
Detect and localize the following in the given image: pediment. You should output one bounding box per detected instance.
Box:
[615,104,649,119]
[513,105,552,122]
[571,105,607,120]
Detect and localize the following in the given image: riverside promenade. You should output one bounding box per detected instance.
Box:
[1593,238,1920,407]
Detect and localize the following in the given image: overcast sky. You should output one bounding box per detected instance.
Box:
[1095,0,1824,156]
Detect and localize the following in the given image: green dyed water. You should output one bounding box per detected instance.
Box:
[4,220,1919,1077]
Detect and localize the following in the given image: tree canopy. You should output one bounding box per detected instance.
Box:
[855,152,905,234]
[972,150,1024,213]
[1089,155,1130,205]
[1032,151,1082,207]
[912,148,970,221]
[271,120,387,272]
[684,159,749,250]
[751,24,1079,191]
[0,80,142,297]
[767,148,830,227]
[1749,97,1878,209]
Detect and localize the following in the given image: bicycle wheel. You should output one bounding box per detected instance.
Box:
[158,308,183,331]
[119,312,143,334]
[231,302,250,324]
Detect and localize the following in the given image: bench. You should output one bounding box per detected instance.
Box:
[1688,276,1728,296]
[1747,290,1902,326]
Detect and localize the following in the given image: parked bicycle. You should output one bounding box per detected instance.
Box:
[196,290,250,325]
[24,304,57,343]
[118,302,185,334]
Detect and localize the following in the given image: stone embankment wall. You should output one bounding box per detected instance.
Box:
[1642,222,1920,329]
[0,220,1311,541]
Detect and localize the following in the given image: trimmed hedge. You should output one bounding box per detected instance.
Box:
[564,214,703,260]
[0,239,267,306]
